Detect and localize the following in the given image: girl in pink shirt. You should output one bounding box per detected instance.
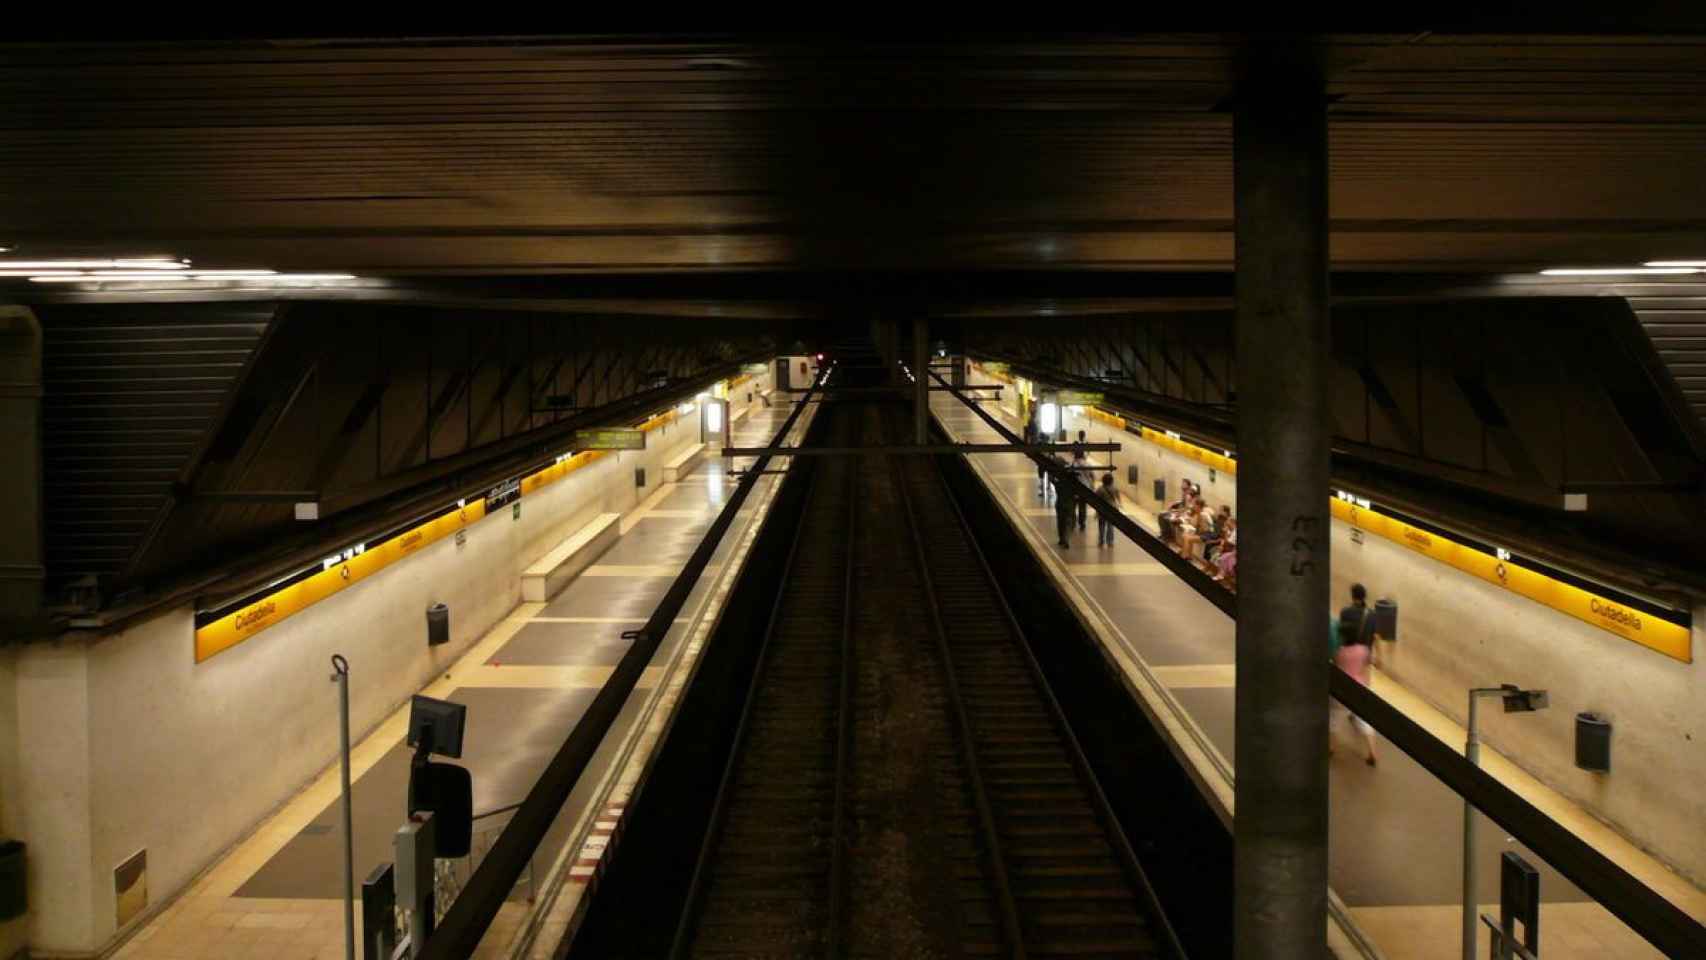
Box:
[1332,629,1378,766]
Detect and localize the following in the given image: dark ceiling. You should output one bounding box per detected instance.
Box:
[4,32,1706,280]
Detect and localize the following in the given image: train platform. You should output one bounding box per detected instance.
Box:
[105,401,810,960]
[929,389,1706,960]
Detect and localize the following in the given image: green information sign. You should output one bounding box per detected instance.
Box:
[1057,390,1104,405]
[983,361,1010,376]
[575,428,645,451]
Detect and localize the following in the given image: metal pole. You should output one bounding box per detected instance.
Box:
[1465,691,1485,960]
[1232,44,1331,960]
[913,318,930,444]
[331,654,356,960]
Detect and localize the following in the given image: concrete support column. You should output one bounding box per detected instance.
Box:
[913,318,929,443]
[1232,55,1331,960]
[0,307,43,625]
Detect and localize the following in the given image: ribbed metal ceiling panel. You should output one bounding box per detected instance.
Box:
[1630,296,1706,431]
[38,303,273,589]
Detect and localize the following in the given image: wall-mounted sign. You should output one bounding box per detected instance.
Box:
[485,476,521,512]
[1058,389,1105,405]
[574,428,645,450]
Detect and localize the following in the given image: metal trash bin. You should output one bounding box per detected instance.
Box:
[1576,712,1612,772]
[1373,598,1399,641]
[426,603,450,647]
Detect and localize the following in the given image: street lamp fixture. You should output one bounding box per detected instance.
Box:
[1463,684,1549,960]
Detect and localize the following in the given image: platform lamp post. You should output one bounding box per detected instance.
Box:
[1463,684,1549,960]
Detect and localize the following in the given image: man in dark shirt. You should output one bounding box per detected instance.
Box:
[1051,460,1075,548]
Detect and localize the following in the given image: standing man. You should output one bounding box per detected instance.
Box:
[1095,472,1120,547]
[1072,429,1090,530]
[1051,458,1075,548]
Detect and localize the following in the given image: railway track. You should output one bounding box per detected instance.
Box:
[669,394,1181,960]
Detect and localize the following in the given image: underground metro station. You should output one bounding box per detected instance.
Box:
[2,26,1706,960]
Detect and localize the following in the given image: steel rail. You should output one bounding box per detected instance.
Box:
[417,366,825,960]
[929,441,1189,960]
[664,442,833,960]
[826,443,859,959]
[891,442,1028,960]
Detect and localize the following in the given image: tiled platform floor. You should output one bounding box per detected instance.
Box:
[111,403,800,960]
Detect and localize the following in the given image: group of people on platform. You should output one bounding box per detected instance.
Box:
[1159,479,1237,584]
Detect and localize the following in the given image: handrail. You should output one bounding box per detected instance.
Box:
[938,366,1706,958]
[417,366,826,960]
[928,368,1235,619]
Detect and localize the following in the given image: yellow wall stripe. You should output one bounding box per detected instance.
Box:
[1329,497,1690,663]
[1084,393,1692,663]
[1138,425,1238,476]
[194,500,488,663]
[192,384,727,663]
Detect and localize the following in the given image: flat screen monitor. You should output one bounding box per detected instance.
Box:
[407,695,467,759]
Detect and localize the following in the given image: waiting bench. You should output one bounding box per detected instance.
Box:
[521,512,621,602]
[662,442,705,482]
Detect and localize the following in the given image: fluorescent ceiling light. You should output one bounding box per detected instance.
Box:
[0,259,186,270]
[0,270,78,277]
[1539,266,1701,276]
[181,269,277,277]
[1644,260,1706,268]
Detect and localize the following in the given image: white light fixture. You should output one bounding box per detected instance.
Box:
[1039,401,1059,435]
[0,258,186,270]
[678,401,696,414]
[1495,547,1512,561]
[0,270,78,277]
[705,400,723,433]
[1539,267,1701,276]
[1644,260,1706,268]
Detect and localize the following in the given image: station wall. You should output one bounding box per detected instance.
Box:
[0,371,769,956]
[975,368,1706,886]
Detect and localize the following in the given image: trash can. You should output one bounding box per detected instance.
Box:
[1373,598,1399,641]
[426,603,450,647]
[1576,712,1612,772]
[0,840,25,920]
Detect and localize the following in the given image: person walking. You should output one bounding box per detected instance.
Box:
[1095,472,1120,547]
[1332,619,1379,766]
[1051,459,1075,548]
[1025,416,1046,499]
[1072,429,1090,530]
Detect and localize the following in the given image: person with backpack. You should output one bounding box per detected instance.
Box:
[1331,583,1380,765]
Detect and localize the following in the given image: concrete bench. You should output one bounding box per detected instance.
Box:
[521,512,621,602]
[662,442,705,482]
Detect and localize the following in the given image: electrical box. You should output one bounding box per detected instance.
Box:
[635,467,646,489]
[426,603,450,646]
[1127,464,1138,486]
[1153,478,1166,502]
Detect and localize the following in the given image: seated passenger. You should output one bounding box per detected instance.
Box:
[1213,518,1237,582]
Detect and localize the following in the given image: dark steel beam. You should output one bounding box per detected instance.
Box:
[719,442,1121,457]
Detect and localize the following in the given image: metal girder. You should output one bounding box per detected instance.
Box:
[720,442,1121,457]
